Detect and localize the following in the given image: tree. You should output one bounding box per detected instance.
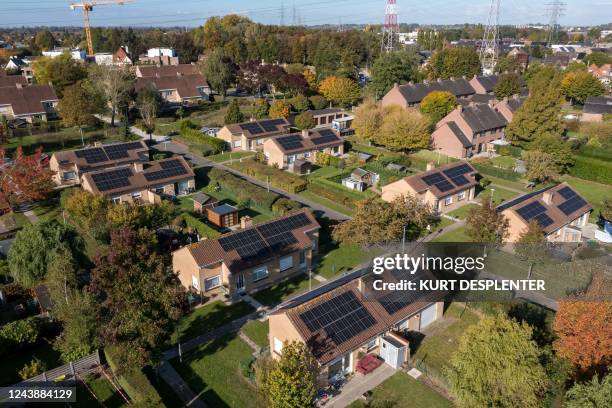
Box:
[565,374,612,408]
[200,48,236,96]
[376,107,430,151]
[333,196,431,245]
[224,99,244,124]
[309,95,328,110]
[522,151,560,183]
[426,46,481,80]
[318,76,361,107]
[369,51,419,96]
[352,100,383,143]
[561,71,605,105]
[58,82,99,144]
[419,91,457,124]
[251,98,269,119]
[601,199,612,222]
[584,52,612,67]
[289,94,310,112]
[303,69,317,90]
[587,28,602,41]
[32,53,87,97]
[90,228,184,373]
[88,65,134,126]
[63,189,109,240]
[8,221,83,287]
[269,100,291,119]
[528,133,574,173]
[553,272,612,375]
[53,290,100,362]
[514,220,547,278]
[265,341,318,408]
[494,73,522,98]
[294,112,315,130]
[0,147,55,206]
[495,55,521,73]
[34,30,56,51]
[136,88,162,141]
[277,74,309,96]
[447,313,548,408]
[465,200,509,245]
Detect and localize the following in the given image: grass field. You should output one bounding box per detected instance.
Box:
[206,151,255,163]
[299,190,354,216]
[475,185,519,206]
[431,225,472,242]
[171,335,260,408]
[83,375,127,408]
[241,320,269,349]
[446,204,479,220]
[313,243,382,279]
[171,301,255,344]
[253,273,319,307]
[489,155,516,170]
[347,373,451,408]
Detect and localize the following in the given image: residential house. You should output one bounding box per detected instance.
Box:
[94,47,132,66]
[381,161,478,214]
[263,129,344,169]
[172,209,320,299]
[588,64,611,86]
[493,95,527,122]
[543,53,572,70]
[581,96,612,122]
[134,64,210,104]
[207,204,240,228]
[498,183,592,242]
[50,141,149,186]
[469,74,526,95]
[381,78,475,108]
[342,168,379,191]
[135,64,198,78]
[217,118,291,151]
[0,83,58,123]
[268,268,444,383]
[42,48,87,61]
[431,102,508,158]
[298,108,354,130]
[138,48,179,65]
[0,75,27,88]
[81,156,195,203]
[507,48,530,71]
[4,56,27,72]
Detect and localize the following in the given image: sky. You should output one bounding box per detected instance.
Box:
[0,0,610,28]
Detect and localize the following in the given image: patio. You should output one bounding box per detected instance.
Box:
[321,363,397,407]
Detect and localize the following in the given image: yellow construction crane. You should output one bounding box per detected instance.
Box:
[69,1,130,56]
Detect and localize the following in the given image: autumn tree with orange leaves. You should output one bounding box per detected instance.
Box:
[553,270,612,376]
[0,146,55,205]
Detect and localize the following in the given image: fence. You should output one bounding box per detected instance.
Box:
[411,357,449,392]
[16,350,101,385]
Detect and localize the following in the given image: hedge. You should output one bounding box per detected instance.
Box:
[230,159,308,193]
[271,198,302,215]
[179,128,226,155]
[307,178,372,209]
[472,163,520,181]
[104,347,163,407]
[494,144,522,158]
[0,317,40,357]
[208,168,279,209]
[569,156,612,184]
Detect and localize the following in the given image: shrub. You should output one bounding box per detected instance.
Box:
[272,198,302,215]
[1,282,31,302]
[239,356,257,381]
[315,153,345,169]
[179,119,198,133]
[19,358,46,380]
[495,144,522,158]
[309,95,328,110]
[289,95,311,112]
[479,178,492,188]
[232,159,308,193]
[0,317,40,356]
[471,160,520,181]
[569,156,612,184]
[180,128,226,155]
[208,168,279,209]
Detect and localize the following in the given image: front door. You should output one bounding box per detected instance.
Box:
[328,354,351,380]
[236,273,245,293]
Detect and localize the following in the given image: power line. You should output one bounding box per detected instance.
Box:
[546,0,566,46]
[480,0,500,75]
[381,0,398,53]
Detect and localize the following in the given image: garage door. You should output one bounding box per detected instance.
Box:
[420,304,437,329]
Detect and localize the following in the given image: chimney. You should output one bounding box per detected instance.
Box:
[450,76,455,81]
[393,82,399,88]
[473,74,478,80]
[426,162,436,171]
[462,75,466,79]
[542,191,554,205]
[458,104,464,112]
[301,129,309,138]
[132,162,144,172]
[240,216,253,229]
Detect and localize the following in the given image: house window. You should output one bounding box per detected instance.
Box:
[191,275,200,290]
[304,152,311,158]
[366,338,377,351]
[299,251,306,267]
[457,191,466,201]
[444,196,453,206]
[253,266,269,282]
[112,197,121,204]
[233,140,242,148]
[256,138,264,145]
[273,337,283,354]
[63,171,76,180]
[132,192,142,199]
[204,275,221,291]
[280,256,293,271]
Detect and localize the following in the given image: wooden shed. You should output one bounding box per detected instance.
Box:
[191,192,218,214]
[207,204,240,228]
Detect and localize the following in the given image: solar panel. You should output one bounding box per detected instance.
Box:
[310,130,339,146]
[258,213,310,250]
[533,212,554,228]
[299,291,376,345]
[558,196,587,215]
[276,135,304,151]
[449,175,469,187]
[434,180,454,192]
[516,201,547,221]
[260,118,285,132]
[75,147,108,164]
[378,289,425,314]
[239,123,264,135]
[558,186,576,200]
[90,167,133,192]
[421,172,445,186]
[442,163,472,178]
[104,142,144,160]
[219,229,268,259]
[144,164,188,182]
[159,159,183,169]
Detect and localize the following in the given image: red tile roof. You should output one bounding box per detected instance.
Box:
[135,74,209,99]
[0,84,57,116]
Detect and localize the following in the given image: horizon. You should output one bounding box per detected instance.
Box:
[0,0,611,29]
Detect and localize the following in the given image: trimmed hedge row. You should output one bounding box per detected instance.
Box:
[472,163,520,181]
[231,159,308,193]
[179,128,226,156]
[208,168,279,209]
[104,347,163,407]
[569,156,612,184]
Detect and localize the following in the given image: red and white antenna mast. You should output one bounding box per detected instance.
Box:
[382,0,398,53]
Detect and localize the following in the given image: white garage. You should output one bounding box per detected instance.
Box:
[419,303,438,330]
[379,335,409,369]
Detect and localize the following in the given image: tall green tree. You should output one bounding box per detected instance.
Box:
[88,65,134,126]
[32,53,87,97]
[447,313,548,408]
[369,51,419,97]
[426,46,481,80]
[318,76,361,107]
[419,91,457,124]
[495,55,522,73]
[377,106,431,151]
[561,71,605,105]
[224,99,244,124]
[294,112,315,130]
[465,200,509,245]
[514,220,547,278]
[265,341,318,408]
[58,82,100,144]
[200,48,236,96]
[522,151,561,183]
[528,133,574,173]
[584,52,612,67]
[565,373,612,408]
[494,73,522,98]
[34,30,56,51]
[352,100,383,143]
[251,98,270,119]
[136,88,162,141]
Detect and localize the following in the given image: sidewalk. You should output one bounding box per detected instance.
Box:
[326,364,397,407]
[158,360,207,408]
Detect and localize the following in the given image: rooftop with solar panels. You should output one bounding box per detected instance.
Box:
[405,161,478,198]
[270,128,343,153]
[497,183,592,235]
[225,118,291,138]
[51,141,149,172]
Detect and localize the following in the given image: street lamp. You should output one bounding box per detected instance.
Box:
[490,188,495,206]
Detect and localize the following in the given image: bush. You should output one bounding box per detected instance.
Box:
[231,159,308,193]
[19,357,46,380]
[315,153,345,169]
[471,161,520,181]
[309,95,328,110]
[0,317,40,357]
[569,155,612,184]
[480,178,492,188]
[180,128,226,156]
[1,282,31,302]
[104,347,163,407]
[272,198,302,215]
[239,356,256,381]
[208,168,279,209]
[495,144,522,158]
[179,119,198,133]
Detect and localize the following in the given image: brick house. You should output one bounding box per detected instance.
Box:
[381,78,475,108]
[381,161,478,214]
[431,102,508,158]
[172,209,320,299]
[216,118,291,151]
[263,129,344,169]
[493,95,527,122]
[581,96,612,122]
[498,183,592,242]
[0,83,58,122]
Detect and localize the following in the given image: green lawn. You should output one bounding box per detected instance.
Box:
[476,185,519,206]
[410,149,457,165]
[0,212,30,231]
[429,217,456,232]
[431,225,472,242]
[171,335,260,408]
[241,319,269,349]
[307,165,347,180]
[0,341,62,386]
[253,273,319,307]
[446,204,479,220]
[182,212,221,239]
[83,375,127,408]
[207,151,255,163]
[299,190,354,216]
[562,175,612,222]
[143,366,185,408]
[347,372,451,408]
[313,243,382,279]
[412,303,481,377]
[484,175,529,192]
[171,301,255,344]
[489,155,516,170]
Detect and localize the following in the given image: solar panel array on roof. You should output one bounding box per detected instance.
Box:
[104,142,144,160]
[421,172,454,192]
[260,118,286,132]
[239,122,264,135]
[516,201,547,220]
[299,291,377,345]
[143,159,188,182]
[91,167,133,192]
[258,212,310,250]
[219,229,268,259]
[558,196,587,216]
[558,186,577,200]
[276,134,304,151]
[311,129,339,145]
[442,163,472,187]
[75,147,108,164]
[533,212,554,228]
